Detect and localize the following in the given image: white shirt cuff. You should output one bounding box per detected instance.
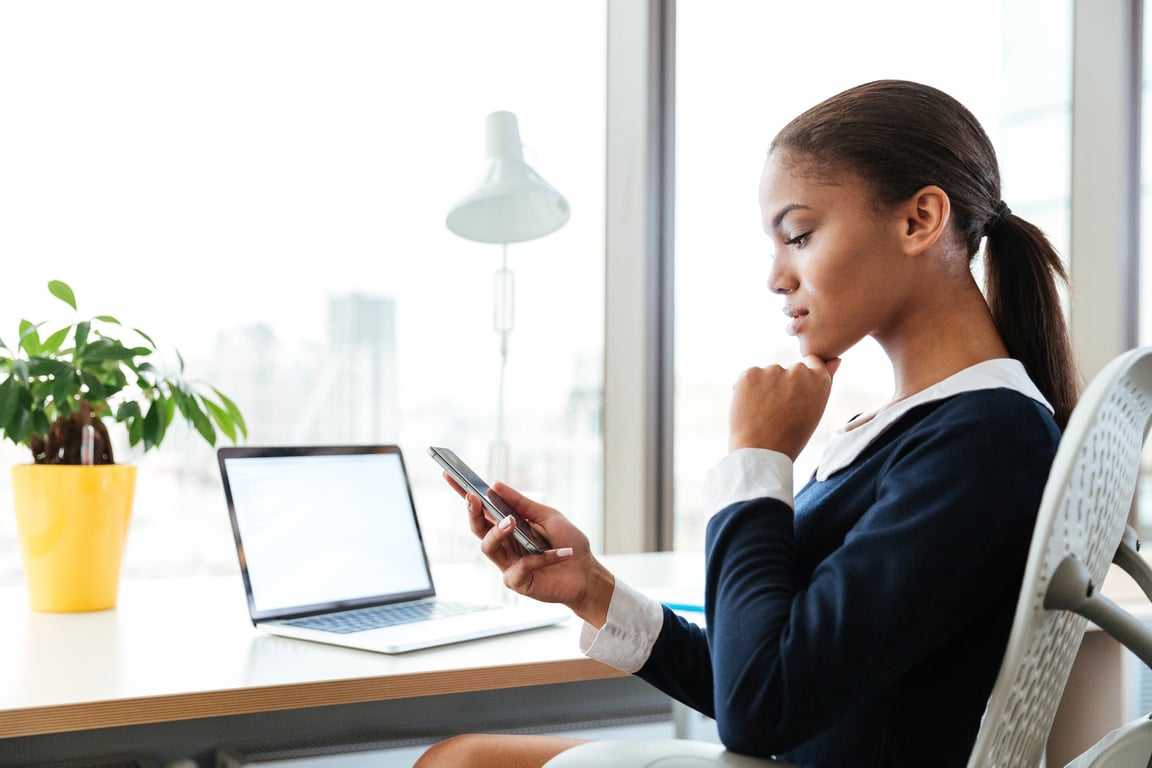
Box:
[579,578,664,673]
[702,448,795,513]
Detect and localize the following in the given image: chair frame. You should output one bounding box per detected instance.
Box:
[968,347,1152,767]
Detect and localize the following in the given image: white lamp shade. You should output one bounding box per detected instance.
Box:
[446,111,571,244]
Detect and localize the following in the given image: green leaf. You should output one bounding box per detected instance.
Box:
[134,361,157,382]
[212,387,248,438]
[52,372,76,415]
[105,367,128,394]
[143,399,162,450]
[116,401,142,421]
[94,315,121,325]
[111,366,128,385]
[48,280,77,310]
[79,371,109,401]
[30,410,49,439]
[203,398,237,442]
[29,378,54,409]
[77,370,102,393]
[134,328,157,348]
[74,321,90,353]
[128,413,143,446]
[0,335,7,351]
[158,397,174,443]
[172,389,191,419]
[41,326,71,355]
[82,338,138,362]
[9,409,32,444]
[0,378,19,428]
[26,358,72,378]
[18,321,41,355]
[184,395,216,445]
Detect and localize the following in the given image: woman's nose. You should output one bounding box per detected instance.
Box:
[767,258,798,295]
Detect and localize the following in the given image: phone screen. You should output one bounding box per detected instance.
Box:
[427,446,551,554]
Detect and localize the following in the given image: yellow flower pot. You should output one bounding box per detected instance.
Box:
[11,464,137,612]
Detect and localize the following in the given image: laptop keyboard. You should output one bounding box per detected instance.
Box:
[283,601,488,634]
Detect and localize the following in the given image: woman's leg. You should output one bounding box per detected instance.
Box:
[414,733,590,768]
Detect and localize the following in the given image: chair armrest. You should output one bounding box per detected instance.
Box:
[1045,554,1152,669]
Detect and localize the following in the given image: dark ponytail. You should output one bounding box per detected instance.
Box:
[983,211,1077,429]
[771,79,1079,428]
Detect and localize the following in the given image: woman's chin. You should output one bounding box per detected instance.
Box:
[796,337,822,358]
[798,338,852,362]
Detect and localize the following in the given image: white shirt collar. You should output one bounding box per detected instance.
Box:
[815,358,1053,481]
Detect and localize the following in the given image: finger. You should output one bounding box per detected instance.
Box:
[479,513,522,567]
[501,547,575,591]
[465,493,496,539]
[734,364,778,390]
[491,482,554,523]
[800,354,839,382]
[490,481,526,506]
[799,354,827,374]
[443,471,467,498]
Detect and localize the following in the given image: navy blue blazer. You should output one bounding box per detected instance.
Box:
[636,389,1060,767]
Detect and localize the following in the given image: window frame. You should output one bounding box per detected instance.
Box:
[602,0,676,552]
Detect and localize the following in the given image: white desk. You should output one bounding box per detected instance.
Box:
[0,552,701,766]
[8,548,1131,768]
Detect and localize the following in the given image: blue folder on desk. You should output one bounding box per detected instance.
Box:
[217,444,568,653]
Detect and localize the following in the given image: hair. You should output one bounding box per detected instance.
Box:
[770,79,1079,429]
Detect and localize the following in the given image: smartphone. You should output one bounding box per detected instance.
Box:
[427,446,551,554]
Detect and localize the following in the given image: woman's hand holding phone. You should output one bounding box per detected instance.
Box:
[442,473,614,628]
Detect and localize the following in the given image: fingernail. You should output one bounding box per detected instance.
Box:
[555,547,574,558]
[498,516,514,530]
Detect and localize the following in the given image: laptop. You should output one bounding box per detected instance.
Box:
[217,444,569,653]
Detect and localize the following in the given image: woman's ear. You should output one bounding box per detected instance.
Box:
[900,185,950,256]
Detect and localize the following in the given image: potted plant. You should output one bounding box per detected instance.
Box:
[0,280,247,611]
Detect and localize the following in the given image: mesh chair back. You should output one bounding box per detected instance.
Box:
[968,348,1152,768]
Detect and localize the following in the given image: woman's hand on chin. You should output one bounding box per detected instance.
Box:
[728,355,841,460]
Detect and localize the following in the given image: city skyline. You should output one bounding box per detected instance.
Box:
[0,288,607,586]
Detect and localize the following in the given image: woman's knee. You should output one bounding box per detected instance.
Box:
[414,734,483,768]
[414,733,588,768]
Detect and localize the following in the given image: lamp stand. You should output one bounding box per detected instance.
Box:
[490,243,514,480]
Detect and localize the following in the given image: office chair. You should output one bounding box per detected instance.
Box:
[1055,527,1152,764]
[545,346,1152,768]
[1052,520,1152,768]
[969,345,1152,766]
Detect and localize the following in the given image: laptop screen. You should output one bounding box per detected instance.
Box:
[219,446,435,619]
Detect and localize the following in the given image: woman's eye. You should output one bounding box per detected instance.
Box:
[785,232,810,248]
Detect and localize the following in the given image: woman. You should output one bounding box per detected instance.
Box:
[416,80,1077,768]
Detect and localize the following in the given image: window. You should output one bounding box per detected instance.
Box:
[1146,1,1152,349]
[1140,0,1152,534]
[0,1,606,584]
[673,0,1072,549]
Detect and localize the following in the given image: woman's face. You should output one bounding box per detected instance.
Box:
[759,151,915,361]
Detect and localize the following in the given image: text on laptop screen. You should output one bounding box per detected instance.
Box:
[224,452,433,613]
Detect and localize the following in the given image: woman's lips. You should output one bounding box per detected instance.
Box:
[783,307,808,336]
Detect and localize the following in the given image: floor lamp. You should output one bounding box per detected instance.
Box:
[446,111,570,480]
